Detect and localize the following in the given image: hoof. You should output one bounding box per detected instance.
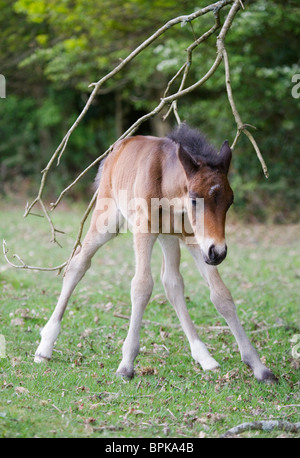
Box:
[257,368,278,384]
[197,356,220,372]
[34,353,50,364]
[115,367,134,380]
[203,359,220,372]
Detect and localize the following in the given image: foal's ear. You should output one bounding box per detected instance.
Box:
[219,140,232,174]
[177,144,199,177]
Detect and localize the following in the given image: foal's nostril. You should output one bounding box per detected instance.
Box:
[208,244,216,261]
[207,244,227,265]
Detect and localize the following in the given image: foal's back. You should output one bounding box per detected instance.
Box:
[99,135,186,202]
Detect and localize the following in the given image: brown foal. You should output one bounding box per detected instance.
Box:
[34,124,276,382]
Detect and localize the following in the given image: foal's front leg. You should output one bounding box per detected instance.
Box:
[34,228,104,362]
[159,235,219,371]
[187,244,277,382]
[116,233,157,378]
[34,202,120,363]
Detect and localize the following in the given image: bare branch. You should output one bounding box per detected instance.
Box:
[164,53,223,104]
[50,149,111,211]
[25,3,232,201]
[22,0,234,248]
[243,128,269,178]
[2,240,67,274]
[63,189,99,275]
[163,9,222,124]
[4,0,269,274]
[50,6,224,211]
[216,0,269,177]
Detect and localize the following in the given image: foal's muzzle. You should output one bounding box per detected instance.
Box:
[203,244,227,266]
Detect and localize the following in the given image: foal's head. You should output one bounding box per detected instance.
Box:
[178,139,234,265]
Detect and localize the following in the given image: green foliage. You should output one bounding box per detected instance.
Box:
[0,0,299,220]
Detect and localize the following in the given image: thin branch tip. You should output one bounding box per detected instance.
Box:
[3,239,67,273]
[217,7,268,178]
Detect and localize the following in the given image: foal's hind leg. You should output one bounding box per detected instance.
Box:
[159,235,219,371]
[116,233,157,378]
[187,244,276,382]
[34,202,121,363]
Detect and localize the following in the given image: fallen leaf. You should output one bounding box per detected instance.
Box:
[11,318,24,326]
[40,400,49,406]
[11,357,22,367]
[124,408,146,418]
[80,328,92,339]
[139,366,157,376]
[90,403,102,410]
[84,417,96,424]
[163,425,170,435]
[15,386,29,394]
[76,385,89,393]
[2,381,14,389]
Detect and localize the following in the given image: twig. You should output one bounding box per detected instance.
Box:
[92,425,123,432]
[221,420,300,437]
[2,240,67,273]
[216,0,269,178]
[163,8,221,124]
[63,189,99,274]
[167,408,177,420]
[163,9,222,124]
[50,150,110,211]
[52,403,63,414]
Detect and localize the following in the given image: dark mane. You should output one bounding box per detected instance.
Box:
[167,123,220,168]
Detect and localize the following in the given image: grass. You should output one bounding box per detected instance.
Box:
[0,203,299,438]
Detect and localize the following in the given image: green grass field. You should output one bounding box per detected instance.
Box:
[0,204,299,438]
